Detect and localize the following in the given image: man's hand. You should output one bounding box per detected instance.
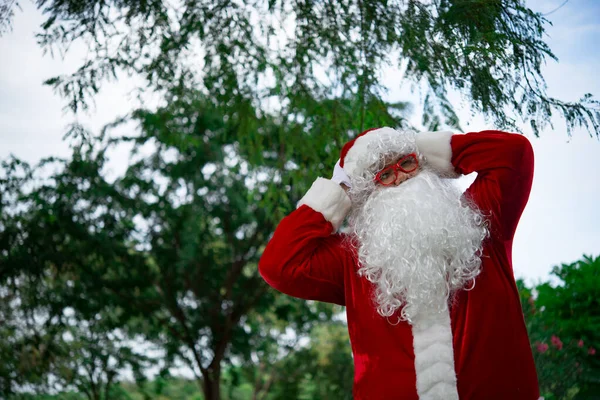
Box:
[331,159,351,190]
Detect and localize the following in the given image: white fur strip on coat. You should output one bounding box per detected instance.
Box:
[412,307,459,400]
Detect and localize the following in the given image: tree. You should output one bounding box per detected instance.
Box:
[229,316,353,400]
[2,86,366,400]
[48,322,150,400]
[0,201,150,400]
[0,277,147,400]
[518,255,600,399]
[33,0,599,138]
[0,276,57,396]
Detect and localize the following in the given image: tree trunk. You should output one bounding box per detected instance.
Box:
[202,367,221,400]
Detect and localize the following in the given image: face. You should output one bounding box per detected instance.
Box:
[374,153,420,186]
[349,170,488,321]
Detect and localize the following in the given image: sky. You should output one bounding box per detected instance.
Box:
[0,0,599,287]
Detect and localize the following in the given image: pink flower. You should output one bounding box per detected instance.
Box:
[589,347,596,356]
[527,297,536,314]
[536,342,549,353]
[551,335,563,350]
[578,339,584,348]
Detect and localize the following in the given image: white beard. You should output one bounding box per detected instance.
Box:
[348,170,488,323]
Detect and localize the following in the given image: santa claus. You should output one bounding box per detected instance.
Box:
[259,128,540,399]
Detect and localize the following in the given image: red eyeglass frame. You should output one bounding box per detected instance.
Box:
[374,153,419,186]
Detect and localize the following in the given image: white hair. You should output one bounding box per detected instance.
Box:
[346,129,418,208]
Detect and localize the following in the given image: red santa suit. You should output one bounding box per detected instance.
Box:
[259,130,540,399]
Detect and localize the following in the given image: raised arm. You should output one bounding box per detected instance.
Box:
[258,178,352,306]
[417,130,534,241]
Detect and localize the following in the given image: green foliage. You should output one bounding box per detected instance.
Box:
[122,376,203,400]
[0,206,150,400]
[33,0,599,137]
[241,314,353,400]
[9,393,84,400]
[0,0,21,36]
[518,255,600,400]
[2,86,364,399]
[294,321,354,400]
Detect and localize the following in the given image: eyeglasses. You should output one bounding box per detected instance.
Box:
[374,153,419,186]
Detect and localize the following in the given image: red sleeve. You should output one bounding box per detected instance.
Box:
[258,205,349,306]
[451,131,534,241]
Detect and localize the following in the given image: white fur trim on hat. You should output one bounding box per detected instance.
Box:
[415,131,458,177]
[297,177,352,232]
[412,308,459,400]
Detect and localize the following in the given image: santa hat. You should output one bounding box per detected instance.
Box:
[339,127,418,180]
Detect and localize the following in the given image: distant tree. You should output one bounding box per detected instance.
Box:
[518,255,600,400]
[0,276,57,396]
[48,321,149,400]
[123,375,204,400]
[236,316,353,400]
[0,218,149,400]
[295,321,354,400]
[33,0,600,137]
